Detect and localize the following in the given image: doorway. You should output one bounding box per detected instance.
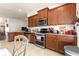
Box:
[0,26,5,40]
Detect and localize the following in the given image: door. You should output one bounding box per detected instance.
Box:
[0,26,5,40]
[30,33,35,44]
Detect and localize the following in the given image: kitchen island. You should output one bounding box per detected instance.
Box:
[8,32,25,42]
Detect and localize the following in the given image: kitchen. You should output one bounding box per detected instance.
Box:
[27,3,77,54]
[0,3,79,56]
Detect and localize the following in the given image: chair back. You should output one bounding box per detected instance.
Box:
[13,35,28,56]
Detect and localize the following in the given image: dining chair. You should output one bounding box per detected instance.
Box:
[13,35,29,56]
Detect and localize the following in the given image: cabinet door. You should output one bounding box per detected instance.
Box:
[46,34,58,51]
[66,3,76,24]
[28,14,38,27]
[48,9,58,25]
[57,35,65,53]
[8,33,14,42]
[57,35,77,53]
[28,17,33,27]
[38,8,49,19]
[57,3,76,24]
[30,33,35,44]
[32,14,38,27]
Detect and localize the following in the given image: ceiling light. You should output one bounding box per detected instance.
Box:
[18,9,22,12]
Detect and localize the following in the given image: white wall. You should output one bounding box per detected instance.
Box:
[0,16,27,32]
[8,18,27,32]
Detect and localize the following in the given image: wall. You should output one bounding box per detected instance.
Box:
[8,18,27,32]
[0,17,27,32]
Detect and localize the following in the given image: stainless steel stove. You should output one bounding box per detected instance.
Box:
[35,33,46,48]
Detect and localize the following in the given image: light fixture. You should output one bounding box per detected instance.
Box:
[18,9,22,12]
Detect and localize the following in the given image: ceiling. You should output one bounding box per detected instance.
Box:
[0,3,65,20]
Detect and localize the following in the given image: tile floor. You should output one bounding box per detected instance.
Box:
[0,40,63,56]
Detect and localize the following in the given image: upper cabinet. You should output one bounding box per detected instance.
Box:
[28,16,33,27]
[38,7,49,19]
[48,8,58,25]
[48,3,76,25]
[57,3,76,24]
[28,14,38,27]
[32,14,38,27]
[28,3,76,27]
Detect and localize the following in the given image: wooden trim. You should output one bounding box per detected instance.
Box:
[37,7,49,12]
[49,3,76,11]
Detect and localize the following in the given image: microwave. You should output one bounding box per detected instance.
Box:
[37,19,48,26]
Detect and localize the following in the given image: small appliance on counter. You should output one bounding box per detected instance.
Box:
[65,26,76,35]
[49,28,60,34]
[40,28,49,33]
[21,27,31,33]
[65,30,76,35]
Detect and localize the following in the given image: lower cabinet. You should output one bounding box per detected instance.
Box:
[30,33,35,44]
[57,35,77,53]
[8,32,14,42]
[46,34,58,51]
[8,32,25,42]
[46,34,77,53]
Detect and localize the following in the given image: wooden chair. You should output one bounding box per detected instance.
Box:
[13,35,29,56]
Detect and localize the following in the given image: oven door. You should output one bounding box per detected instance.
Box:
[35,33,46,48]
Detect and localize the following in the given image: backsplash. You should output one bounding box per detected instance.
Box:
[30,24,75,34]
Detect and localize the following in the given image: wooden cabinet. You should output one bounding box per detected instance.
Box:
[28,16,33,27]
[8,32,24,42]
[46,34,77,53]
[30,33,35,44]
[8,32,14,42]
[57,35,77,53]
[46,34,58,51]
[48,3,76,25]
[28,3,76,26]
[28,14,38,27]
[33,14,38,27]
[57,3,76,24]
[48,9,58,25]
[28,8,49,27]
[38,7,49,19]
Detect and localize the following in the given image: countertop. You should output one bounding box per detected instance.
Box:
[46,33,77,37]
[7,32,77,37]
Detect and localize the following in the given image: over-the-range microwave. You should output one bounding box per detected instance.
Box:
[37,18,48,26]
